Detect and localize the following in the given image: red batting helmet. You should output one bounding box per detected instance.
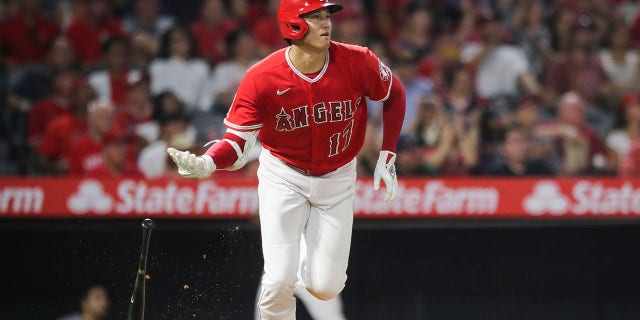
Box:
[277,0,343,41]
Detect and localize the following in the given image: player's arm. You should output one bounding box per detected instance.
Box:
[167,129,259,179]
[359,47,406,203]
[379,73,406,153]
[374,73,406,203]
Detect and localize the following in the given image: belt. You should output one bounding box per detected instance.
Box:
[283,161,314,176]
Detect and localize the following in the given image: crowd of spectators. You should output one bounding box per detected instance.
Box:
[1,0,640,179]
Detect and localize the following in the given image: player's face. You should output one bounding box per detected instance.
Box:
[300,8,332,51]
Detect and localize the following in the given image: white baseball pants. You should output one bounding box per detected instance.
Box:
[256,149,355,320]
[254,281,348,320]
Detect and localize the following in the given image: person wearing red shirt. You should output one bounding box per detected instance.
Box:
[67,99,115,176]
[85,129,143,179]
[65,0,125,67]
[113,72,152,136]
[0,0,60,67]
[28,69,77,147]
[36,79,96,174]
[189,0,239,66]
[166,1,406,319]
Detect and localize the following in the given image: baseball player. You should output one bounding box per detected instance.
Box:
[167,0,406,319]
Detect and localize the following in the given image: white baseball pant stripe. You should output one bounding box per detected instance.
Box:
[256,149,355,320]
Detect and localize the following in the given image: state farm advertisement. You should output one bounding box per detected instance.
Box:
[1,178,639,219]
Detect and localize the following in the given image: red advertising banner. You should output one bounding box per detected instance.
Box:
[1,177,639,219]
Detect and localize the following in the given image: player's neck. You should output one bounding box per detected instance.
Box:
[288,45,327,74]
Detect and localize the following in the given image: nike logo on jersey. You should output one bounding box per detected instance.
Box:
[276,87,292,95]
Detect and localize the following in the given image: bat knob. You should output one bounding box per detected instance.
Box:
[142,218,155,230]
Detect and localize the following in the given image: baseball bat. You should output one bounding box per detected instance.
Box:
[127,218,155,320]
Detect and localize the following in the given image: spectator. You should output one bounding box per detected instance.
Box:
[332,1,367,46]
[149,26,211,112]
[85,128,142,178]
[4,35,76,174]
[122,0,174,39]
[604,92,640,175]
[614,0,640,26]
[27,68,77,148]
[461,12,539,101]
[146,90,198,143]
[543,15,610,108]
[8,36,77,111]
[392,3,435,58]
[128,30,159,70]
[0,0,60,68]
[208,28,258,116]
[229,0,264,29]
[447,99,481,175]
[550,7,577,54]
[512,95,554,165]
[67,99,115,176]
[65,0,125,67]
[488,125,554,176]
[137,104,194,179]
[512,0,554,80]
[395,133,432,177]
[36,78,96,174]
[441,64,481,115]
[88,37,139,108]
[114,72,153,144]
[189,0,238,66]
[621,140,640,177]
[407,94,455,175]
[370,0,411,41]
[599,21,640,99]
[251,0,286,58]
[57,285,109,320]
[535,91,605,175]
[391,50,434,133]
[478,97,513,174]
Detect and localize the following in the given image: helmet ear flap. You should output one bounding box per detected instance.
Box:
[284,18,309,40]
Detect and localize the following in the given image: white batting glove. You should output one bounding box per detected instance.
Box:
[166,147,216,179]
[373,150,398,203]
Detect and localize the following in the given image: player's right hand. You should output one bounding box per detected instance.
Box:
[167,147,216,179]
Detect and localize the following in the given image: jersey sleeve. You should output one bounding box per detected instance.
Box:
[223,72,264,132]
[358,48,394,102]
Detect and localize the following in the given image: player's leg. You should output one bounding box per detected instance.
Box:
[299,160,356,301]
[256,150,312,320]
[294,285,348,320]
[255,276,347,320]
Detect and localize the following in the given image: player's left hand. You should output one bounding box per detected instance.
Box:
[373,150,397,203]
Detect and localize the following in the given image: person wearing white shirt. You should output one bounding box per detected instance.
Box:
[461,13,539,100]
[149,26,211,112]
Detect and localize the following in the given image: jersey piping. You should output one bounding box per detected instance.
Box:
[285,47,330,83]
[223,118,263,131]
[372,70,394,102]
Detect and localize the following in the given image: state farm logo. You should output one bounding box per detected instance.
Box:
[356,181,499,215]
[66,179,258,216]
[67,180,113,214]
[523,181,569,215]
[523,180,640,216]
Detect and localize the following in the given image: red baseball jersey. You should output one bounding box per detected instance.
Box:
[224,41,393,175]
